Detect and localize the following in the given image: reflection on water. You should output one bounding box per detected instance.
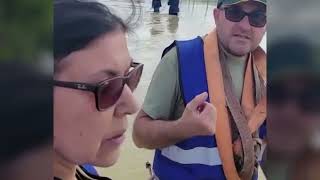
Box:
[149,13,163,36]
[149,13,180,36]
[167,15,179,34]
[97,0,266,179]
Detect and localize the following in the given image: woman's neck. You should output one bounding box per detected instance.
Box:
[54,151,77,180]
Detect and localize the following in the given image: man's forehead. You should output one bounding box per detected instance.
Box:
[226,1,266,11]
[218,0,266,5]
[219,0,266,9]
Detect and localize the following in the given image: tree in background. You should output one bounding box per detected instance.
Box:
[0,0,52,62]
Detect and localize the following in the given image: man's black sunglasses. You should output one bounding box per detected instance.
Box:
[222,6,266,28]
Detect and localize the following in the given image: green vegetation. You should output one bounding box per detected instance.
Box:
[0,0,52,62]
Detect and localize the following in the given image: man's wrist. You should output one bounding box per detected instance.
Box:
[170,117,189,141]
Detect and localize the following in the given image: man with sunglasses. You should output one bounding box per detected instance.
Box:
[133,0,266,179]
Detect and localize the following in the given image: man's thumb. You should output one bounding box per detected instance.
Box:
[187,92,208,110]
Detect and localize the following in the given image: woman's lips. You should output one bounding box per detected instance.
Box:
[104,131,126,145]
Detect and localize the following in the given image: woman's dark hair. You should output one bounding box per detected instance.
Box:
[54,0,128,64]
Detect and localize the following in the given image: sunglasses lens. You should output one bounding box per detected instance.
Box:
[225,7,245,22]
[98,78,124,110]
[225,7,266,28]
[249,12,266,27]
[96,64,143,111]
[127,65,143,91]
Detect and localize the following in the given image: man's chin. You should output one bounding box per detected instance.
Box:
[228,46,251,57]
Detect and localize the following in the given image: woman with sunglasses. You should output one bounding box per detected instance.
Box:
[54,1,143,180]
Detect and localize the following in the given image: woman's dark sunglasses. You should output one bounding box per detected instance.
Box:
[223,6,266,28]
[54,62,143,111]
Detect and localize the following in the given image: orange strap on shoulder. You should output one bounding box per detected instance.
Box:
[203,30,266,180]
[204,31,240,180]
[248,47,267,133]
